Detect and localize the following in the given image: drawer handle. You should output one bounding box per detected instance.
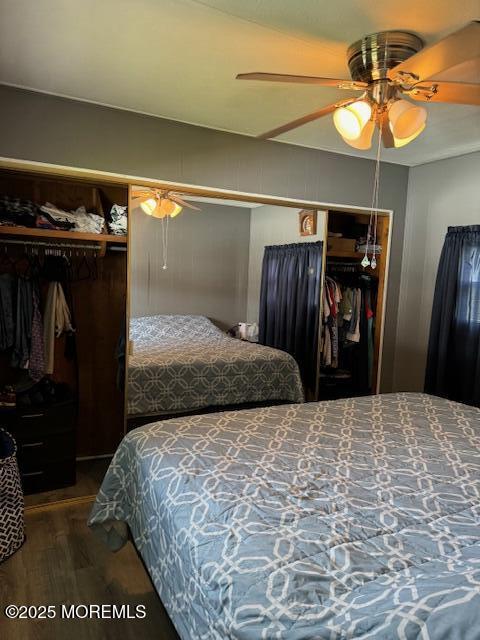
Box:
[22,471,44,477]
[21,442,44,448]
[21,413,44,419]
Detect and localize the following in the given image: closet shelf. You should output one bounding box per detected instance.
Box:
[0,225,127,243]
[327,249,365,259]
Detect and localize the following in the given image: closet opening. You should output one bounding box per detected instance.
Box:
[318,210,390,400]
[0,168,128,500]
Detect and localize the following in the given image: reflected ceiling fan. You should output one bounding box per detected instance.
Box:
[133,189,201,219]
[237,21,480,149]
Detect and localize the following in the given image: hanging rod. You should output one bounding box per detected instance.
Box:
[1,238,101,251]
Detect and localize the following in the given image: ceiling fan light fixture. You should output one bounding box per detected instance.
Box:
[393,122,426,147]
[342,118,375,149]
[138,193,184,218]
[348,100,372,127]
[334,100,372,141]
[140,197,158,216]
[333,106,361,140]
[388,99,427,140]
[159,198,182,217]
[152,205,167,219]
[169,202,183,218]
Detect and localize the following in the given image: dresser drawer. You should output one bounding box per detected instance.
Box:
[16,401,77,437]
[16,430,75,469]
[20,458,76,495]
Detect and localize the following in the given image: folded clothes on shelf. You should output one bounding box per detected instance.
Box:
[107,204,127,235]
[35,214,62,230]
[40,202,105,234]
[0,195,38,227]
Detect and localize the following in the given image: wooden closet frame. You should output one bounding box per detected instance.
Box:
[0,157,393,449]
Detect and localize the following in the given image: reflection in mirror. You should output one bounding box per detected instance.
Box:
[127,188,325,428]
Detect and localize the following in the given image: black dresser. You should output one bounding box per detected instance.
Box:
[3,395,77,495]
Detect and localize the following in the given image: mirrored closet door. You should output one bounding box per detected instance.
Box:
[125,185,391,430]
[126,189,328,428]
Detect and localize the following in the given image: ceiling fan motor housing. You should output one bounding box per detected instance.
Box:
[347,31,424,84]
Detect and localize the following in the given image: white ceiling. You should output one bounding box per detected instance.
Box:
[0,0,479,166]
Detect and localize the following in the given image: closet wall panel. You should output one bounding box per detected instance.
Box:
[0,85,409,391]
[73,252,126,456]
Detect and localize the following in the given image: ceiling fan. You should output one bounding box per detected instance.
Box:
[237,21,480,149]
[133,189,201,219]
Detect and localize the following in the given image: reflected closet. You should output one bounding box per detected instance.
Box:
[318,209,390,399]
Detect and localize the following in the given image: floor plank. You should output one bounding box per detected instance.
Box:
[24,459,112,508]
[0,501,180,640]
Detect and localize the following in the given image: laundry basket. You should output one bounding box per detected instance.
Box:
[0,428,25,563]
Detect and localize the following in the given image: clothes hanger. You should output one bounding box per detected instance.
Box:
[76,250,93,281]
[14,245,33,278]
[0,245,16,275]
[28,247,43,278]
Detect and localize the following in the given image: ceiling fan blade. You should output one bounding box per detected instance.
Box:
[132,191,153,200]
[236,72,367,90]
[257,98,356,140]
[388,21,480,84]
[404,81,480,106]
[172,196,201,210]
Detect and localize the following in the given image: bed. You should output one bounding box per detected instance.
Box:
[89,393,480,639]
[127,314,304,416]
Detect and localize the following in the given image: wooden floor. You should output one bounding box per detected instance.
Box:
[0,500,180,640]
[24,458,112,508]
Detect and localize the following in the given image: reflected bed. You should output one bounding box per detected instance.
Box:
[90,392,480,639]
[127,315,304,416]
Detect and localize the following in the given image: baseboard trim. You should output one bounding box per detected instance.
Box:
[76,454,113,461]
[25,494,96,514]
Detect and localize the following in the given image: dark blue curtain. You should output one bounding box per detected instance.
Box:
[259,241,323,391]
[425,225,480,407]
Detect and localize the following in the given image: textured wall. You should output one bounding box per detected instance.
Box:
[130,200,251,329]
[0,85,410,390]
[394,152,480,391]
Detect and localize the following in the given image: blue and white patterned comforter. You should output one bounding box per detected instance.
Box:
[127,315,304,416]
[89,393,480,639]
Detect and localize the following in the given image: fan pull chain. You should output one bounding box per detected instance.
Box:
[361,113,383,270]
[371,112,384,269]
[161,214,169,270]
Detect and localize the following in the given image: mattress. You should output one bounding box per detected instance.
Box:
[127,314,304,415]
[89,393,480,639]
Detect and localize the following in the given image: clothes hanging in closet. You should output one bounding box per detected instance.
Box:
[41,254,76,374]
[11,277,33,369]
[321,273,376,393]
[0,254,76,382]
[43,281,74,374]
[3,274,46,380]
[0,273,15,351]
[29,286,45,382]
